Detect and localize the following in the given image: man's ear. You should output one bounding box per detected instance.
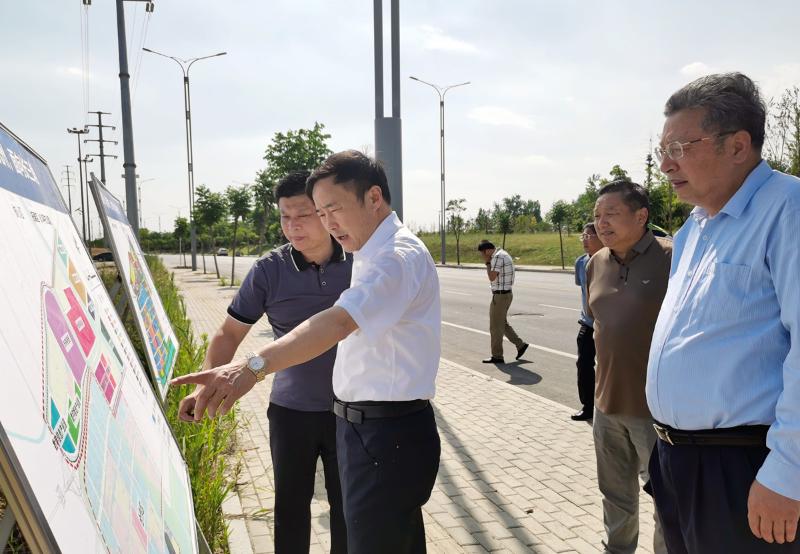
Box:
[730,130,753,163]
[367,185,383,210]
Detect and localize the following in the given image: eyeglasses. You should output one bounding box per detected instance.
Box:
[654,131,735,163]
[579,233,597,240]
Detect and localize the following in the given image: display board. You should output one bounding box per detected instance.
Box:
[89,175,179,401]
[0,121,198,553]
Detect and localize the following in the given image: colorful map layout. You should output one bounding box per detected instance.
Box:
[41,231,195,553]
[128,242,176,393]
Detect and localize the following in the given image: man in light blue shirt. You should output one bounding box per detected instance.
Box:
[647,72,800,553]
[571,222,603,421]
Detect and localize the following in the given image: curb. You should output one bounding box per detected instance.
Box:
[435,263,573,275]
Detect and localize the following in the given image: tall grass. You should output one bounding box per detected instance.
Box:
[104,257,239,553]
[419,231,584,267]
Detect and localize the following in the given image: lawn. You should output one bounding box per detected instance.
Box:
[418,231,585,268]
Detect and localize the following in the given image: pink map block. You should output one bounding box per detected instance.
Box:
[64,287,95,356]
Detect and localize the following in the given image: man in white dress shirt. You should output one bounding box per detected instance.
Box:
[172,150,442,554]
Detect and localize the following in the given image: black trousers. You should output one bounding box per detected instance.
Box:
[649,439,800,553]
[336,404,441,554]
[267,402,347,554]
[575,322,595,411]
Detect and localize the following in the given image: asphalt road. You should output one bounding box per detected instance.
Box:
[160,253,584,410]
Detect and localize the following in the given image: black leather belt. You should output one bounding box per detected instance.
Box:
[653,422,769,447]
[492,289,512,295]
[333,399,429,424]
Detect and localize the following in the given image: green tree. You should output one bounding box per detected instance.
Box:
[765,86,800,176]
[173,216,190,267]
[547,200,571,269]
[193,185,228,277]
[262,122,333,183]
[474,208,492,233]
[226,184,252,285]
[609,164,630,182]
[251,174,276,245]
[446,198,467,265]
[495,210,513,249]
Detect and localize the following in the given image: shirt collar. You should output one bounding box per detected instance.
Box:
[691,159,772,222]
[611,229,654,264]
[355,211,402,260]
[289,237,346,272]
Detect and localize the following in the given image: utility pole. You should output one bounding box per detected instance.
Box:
[115,0,153,238]
[67,127,90,241]
[373,0,404,221]
[85,111,117,184]
[81,156,95,242]
[61,165,75,213]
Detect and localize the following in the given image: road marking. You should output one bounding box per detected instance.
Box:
[442,289,471,296]
[539,303,581,312]
[441,320,578,360]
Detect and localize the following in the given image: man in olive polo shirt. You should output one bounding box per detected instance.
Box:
[587,180,670,554]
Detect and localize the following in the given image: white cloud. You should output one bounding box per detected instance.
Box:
[680,62,712,77]
[468,106,534,129]
[56,66,85,77]
[524,154,554,166]
[416,25,478,54]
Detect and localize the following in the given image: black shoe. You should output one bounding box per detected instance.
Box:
[571,408,593,421]
[482,356,504,364]
[516,343,529,360]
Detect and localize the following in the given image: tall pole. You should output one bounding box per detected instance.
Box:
[67,127,89,241]
[82,156,94,242]
[409,77,470,264]
[143,47,227,271]
[61,166,74,213]
[85,111,117,184]
[373,0,404,221]
[115,0,139,236]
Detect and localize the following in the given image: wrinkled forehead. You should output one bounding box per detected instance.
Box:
[312,177,360,209]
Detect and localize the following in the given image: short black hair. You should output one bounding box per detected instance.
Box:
[598,180,650,222]
[665,72,766,152]
[306,150,391,204]
[583,222,596,234]
[275,170,311,202]
[477,240,495,252]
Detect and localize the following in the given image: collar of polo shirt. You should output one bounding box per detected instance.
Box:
[290,237,346,272]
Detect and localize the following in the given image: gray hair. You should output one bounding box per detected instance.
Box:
[665,72,766,151]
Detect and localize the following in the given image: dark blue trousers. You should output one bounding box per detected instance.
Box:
[649,440,800,553]
[336,404,440,554]
[575,323,595,411]
[268,403,347,554]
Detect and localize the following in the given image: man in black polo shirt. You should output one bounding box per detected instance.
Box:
[185,170,351,553]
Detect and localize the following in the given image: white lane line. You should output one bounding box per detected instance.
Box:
[539,303,581,312]
[442,289,471,296]
[441,320,578,360]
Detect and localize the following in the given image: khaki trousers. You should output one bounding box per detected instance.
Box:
[489,292,524,358]
[593,409,666,554]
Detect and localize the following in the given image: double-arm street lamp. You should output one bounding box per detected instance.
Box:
[409,76,470,265]
[143,47,226,271]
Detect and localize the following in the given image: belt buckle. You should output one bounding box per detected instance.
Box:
[654,424,674,445]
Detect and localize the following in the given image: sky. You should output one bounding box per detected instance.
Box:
[2,1,799,235]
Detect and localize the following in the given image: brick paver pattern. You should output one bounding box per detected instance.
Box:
[171,267,657,554]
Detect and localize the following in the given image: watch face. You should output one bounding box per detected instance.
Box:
[248,355,265,371]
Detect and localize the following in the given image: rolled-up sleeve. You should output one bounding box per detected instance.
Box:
[757,202,800,500]
[335,251,419,343]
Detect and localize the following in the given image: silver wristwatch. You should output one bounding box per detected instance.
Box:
[245,352,267,382]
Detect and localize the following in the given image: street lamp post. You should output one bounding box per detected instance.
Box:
[409,76,470,265]
[143,47,227,271]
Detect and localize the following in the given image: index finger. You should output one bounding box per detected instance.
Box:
[170,370,214,387]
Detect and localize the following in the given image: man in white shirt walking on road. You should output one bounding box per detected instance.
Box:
[172,150,442,554]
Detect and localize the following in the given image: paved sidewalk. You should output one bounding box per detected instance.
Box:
[171,268,657,554]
